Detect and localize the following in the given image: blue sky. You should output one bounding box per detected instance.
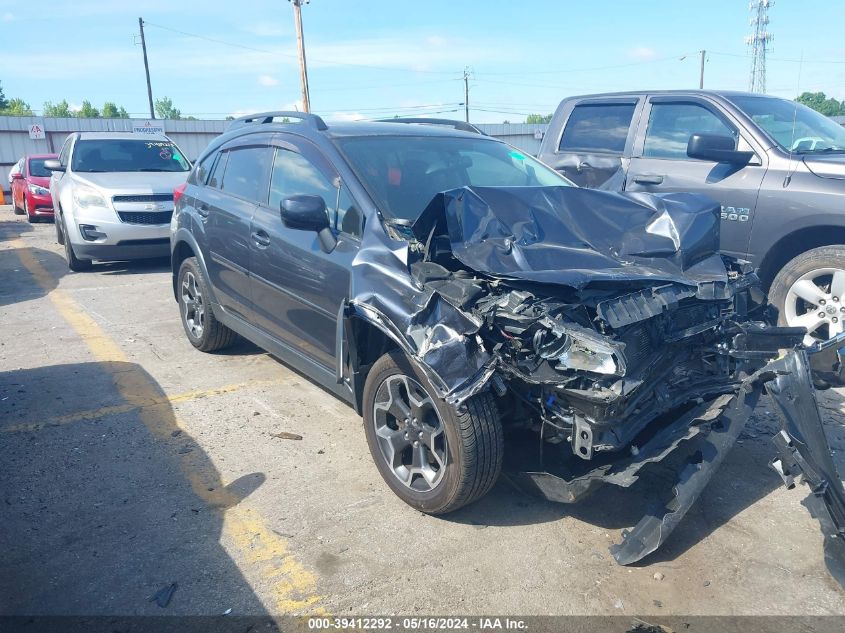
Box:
[2,0,844,123]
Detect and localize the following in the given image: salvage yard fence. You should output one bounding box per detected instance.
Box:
[0,116,548,197]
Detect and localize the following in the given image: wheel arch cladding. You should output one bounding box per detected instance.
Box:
[758,225,845,289]
[344,313,401,414]
[171,240,196,299]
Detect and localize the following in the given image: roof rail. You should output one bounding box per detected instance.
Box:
[376,117,486,135]
[228,111,328,131]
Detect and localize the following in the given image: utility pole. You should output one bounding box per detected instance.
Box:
[289,0,311,113]
[138,17,155,119]
[463,67,472,123]
[699,50,706,89]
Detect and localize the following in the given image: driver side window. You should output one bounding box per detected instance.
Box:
[269,148,361,238]
[644,102,737,159]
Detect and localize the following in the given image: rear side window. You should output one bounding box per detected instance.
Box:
[194,152,216,185]
[220,147,271,202]
[558,103,636,153]
[643,102,737,159]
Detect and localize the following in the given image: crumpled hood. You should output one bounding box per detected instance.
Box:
[412,186,728,290]
[803,154,845,180]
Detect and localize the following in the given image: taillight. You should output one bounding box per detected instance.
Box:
[174,182,187,205]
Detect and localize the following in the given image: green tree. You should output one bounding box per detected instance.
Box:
[76,100,100,118]
[154,96,181,120]
[102,102,129,118]
[796,92,845,117]
[3,98,33,116]
[0,81,8,111]
[525,113,553,124]
[43,100,73,117]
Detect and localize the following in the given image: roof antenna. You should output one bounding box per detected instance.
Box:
[784,51,804,188]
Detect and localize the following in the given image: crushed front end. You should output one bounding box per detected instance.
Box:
[353,184,845,585]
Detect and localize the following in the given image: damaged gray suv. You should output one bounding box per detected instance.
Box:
[171,113,845,582]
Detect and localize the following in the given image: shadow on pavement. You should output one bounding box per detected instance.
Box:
[96,257,172,276]
[0,361,269,616]
[0,247,65,307]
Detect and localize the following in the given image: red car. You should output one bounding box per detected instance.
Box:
[11,154,57,223]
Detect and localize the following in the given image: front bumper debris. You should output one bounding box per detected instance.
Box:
[768,346,845,587]
[516,340,845,588]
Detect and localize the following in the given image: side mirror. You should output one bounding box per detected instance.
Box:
[280,194,336,252]
[43,159,65,172]
[687,134,754,165]
[11,171,23,180]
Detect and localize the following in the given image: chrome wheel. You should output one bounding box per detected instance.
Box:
[784,267,845,346]
[372,374,447,492]
[181,271,205,339]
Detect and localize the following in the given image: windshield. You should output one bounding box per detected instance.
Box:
[71,139,191,173]
[28,158,52,178]
[335,135,572,221]
[729,95,845,154]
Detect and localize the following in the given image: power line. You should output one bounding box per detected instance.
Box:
[142,21,461,75]
[476,52,695,76]
[710,50,845,64]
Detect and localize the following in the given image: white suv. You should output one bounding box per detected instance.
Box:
[46,132,191,271]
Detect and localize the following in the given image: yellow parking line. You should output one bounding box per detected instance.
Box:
[12,239,323,614]
[3,379,285,433]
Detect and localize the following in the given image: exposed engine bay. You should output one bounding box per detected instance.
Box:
[345,184,845,584]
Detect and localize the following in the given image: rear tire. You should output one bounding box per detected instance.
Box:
[61,216,93,272]
[177,257,237,352]
[362,350,503,514]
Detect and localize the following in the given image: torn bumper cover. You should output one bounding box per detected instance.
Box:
[519,341,845,580]
[769,343,845,587]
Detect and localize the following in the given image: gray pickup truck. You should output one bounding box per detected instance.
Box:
[538,90,845,346]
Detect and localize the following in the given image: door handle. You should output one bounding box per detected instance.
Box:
[196,202,210,217]
[633,174,664,185]
[251,230,270,247]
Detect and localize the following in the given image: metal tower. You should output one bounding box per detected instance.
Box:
[746,0,774,93]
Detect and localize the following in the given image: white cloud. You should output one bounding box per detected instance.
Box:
[69,103,82,113]
[628,46,658,61]
[258,75,279,87]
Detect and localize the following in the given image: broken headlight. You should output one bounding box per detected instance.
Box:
[534,322,626,376]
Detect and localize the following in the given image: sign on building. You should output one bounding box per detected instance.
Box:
[132,121,165,135]
[28,124,46,140]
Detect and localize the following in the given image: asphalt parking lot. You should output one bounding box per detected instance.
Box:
[2,209,845,618]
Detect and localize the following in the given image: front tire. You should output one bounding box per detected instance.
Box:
[362,350,503,514]
[25,198,36,223]
[177,257,236,352]
[769,245,845,346]
[61,216,93,272]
